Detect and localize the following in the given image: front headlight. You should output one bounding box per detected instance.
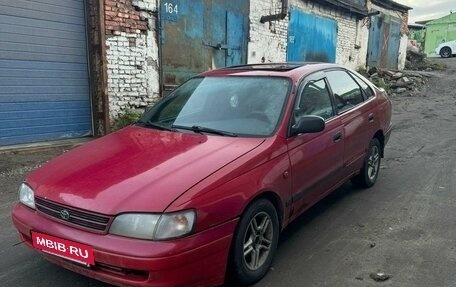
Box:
[154,210,196,240]
[109,213,160,240]
[109,210,195,240]
[19,183,35,209]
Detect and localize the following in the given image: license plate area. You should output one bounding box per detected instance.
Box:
[31,231,95,266]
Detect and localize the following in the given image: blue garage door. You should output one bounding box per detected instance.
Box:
[0,0,92,146]
[367,14,401,69]
[287,8,337,63]
[160,0,249,91]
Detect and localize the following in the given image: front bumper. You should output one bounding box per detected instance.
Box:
[12,203,238,287]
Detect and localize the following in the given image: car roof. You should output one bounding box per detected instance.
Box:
[200,62,347,82]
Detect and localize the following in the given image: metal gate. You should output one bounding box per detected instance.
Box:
[0,0,92,146]
[367,14,401,69]
[160,0,249,91]
[287,8,337,63]
[387,20,401,68]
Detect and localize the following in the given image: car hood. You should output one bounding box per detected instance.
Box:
[27,126,265,215]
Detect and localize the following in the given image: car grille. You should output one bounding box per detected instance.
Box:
[35,197,111,232]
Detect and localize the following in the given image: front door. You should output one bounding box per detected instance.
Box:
[287,75,344,215]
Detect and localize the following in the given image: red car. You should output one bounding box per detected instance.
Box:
[12,63,392,287]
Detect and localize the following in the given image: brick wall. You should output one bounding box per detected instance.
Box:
[105,0,148,35]
[291,0,369,69]
[104,0,373,124]
[104,0,160,120]
[248,0,289,63]
[248,0,369,69]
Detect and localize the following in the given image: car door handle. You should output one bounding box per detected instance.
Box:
[333,132,342,143]
[368,113,374,122]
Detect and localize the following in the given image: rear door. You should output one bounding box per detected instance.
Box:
[325,70,377,176]
[287,74,344,214]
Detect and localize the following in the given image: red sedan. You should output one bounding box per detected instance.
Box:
[12,63,392,287]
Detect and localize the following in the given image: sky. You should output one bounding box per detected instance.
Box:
[395,0,455,23]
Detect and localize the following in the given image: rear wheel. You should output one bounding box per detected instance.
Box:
[440,47,452,58]
[230,199,279,285]
[352,138,381,188]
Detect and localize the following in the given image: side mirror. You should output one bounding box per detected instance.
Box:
[291,115,325,136]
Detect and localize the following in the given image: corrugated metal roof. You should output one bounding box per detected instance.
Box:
[372,0,412,13]
[317,0,368,17]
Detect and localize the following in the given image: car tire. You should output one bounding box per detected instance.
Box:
[352,138,381,188]
[440,47,452,58]
[229,199,279,286]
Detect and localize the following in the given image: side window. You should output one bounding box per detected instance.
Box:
[295,79,335,120]
[351,72,375,99]
[326,70,364,113]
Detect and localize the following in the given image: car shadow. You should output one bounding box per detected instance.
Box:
[223,182,360,287]
[278,182,356,244]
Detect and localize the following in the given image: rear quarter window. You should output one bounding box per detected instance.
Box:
[326,70,364,113]
[350,72,375,99]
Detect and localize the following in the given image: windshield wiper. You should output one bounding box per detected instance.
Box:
[172,125,238,137]
[140,120,177,132]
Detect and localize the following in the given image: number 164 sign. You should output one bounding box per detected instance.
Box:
[164,2,179,14]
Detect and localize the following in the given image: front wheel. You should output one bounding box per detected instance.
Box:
[230,199,279,285]
[440,47,452,58]
[352,138,381,188]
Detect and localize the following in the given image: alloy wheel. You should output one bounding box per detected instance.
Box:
[243,211,274,271]
[367,145,380,181]
[441,47,451,58]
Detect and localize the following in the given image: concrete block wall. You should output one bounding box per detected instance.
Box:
[105,0,160,119]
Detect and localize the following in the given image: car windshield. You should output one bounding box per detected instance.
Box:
[139,76,291,137]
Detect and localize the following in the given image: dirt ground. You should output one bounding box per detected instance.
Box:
[0,58,455,287]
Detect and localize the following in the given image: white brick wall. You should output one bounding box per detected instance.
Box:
[106,0,160,120]
[398,35,408,70]
[248,0,289,63]
[106,33,152,118]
